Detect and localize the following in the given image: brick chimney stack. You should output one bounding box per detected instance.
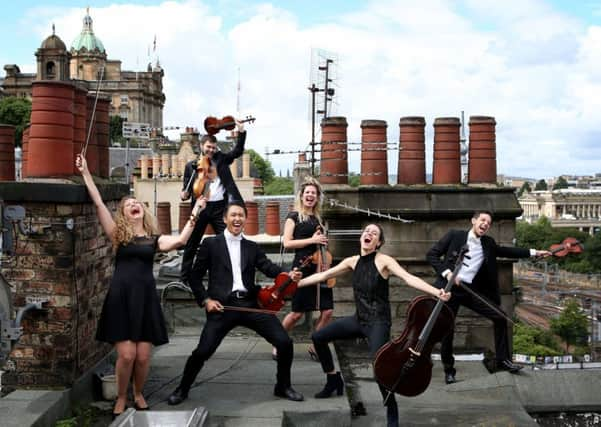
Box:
[360,120,388,185]
[397,117,426,185]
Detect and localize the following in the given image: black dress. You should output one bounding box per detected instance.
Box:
[96,235,169,346]
[287,211,334,312]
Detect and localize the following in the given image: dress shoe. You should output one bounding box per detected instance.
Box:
[167,387,189,406]
[444,372,456,384]
[274,385,304,401]
[496,359,523,373]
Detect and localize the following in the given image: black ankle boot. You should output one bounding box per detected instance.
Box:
[314,372,344,398]
[386,401,399,427]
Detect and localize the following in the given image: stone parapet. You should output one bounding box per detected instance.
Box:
[0,180,128,387]
[323,186,522,352]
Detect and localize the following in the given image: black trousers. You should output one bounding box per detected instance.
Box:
[178,297,294,392]
[180,200,226,284]
[441,286,510,373]
[312,316,397,408]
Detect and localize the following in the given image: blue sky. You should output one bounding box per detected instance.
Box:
[1,0,601,179]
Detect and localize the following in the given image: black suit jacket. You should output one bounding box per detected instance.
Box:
[182,131,246,205]
[189,233,282,307]
[426,229,530,304]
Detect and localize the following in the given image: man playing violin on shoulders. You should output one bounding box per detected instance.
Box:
[180,119,246,287]
[426,210,551,385]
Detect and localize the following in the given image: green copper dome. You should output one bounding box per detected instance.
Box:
[71,9,105,53]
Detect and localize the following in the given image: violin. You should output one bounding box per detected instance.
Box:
[549,237,584,257]
[192,154,214,199]
[312,225,336,288]
[257,256,311,312]
[373,245,469,399]
[203,115,256,136]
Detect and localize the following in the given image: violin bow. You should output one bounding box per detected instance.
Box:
[455,283,514,325]
[80,65,105,158]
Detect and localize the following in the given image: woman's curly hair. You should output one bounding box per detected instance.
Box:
[112,197,158,248]
[294,176,323,225]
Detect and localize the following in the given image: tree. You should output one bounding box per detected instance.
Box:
[348,172,360,187]
[550,299,589,353]
[109,115,126,146]
[246,149,275,185]
[552,176,569,190]
[513,322,561,356]
[264,177,293,195]
[534,179,548,191]
[517,181,531,197]
[0,96,32,147]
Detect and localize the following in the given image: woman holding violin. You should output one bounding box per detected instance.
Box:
[180,119,246,286]
[297,224,450,427]
[273,177,332,361]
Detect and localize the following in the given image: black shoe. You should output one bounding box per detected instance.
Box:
[444,372,456,384]
[315,372,344,398]
[274,385,304,401]
[167,387,189,406]
[496,359,523,373]
[134,401,149,411]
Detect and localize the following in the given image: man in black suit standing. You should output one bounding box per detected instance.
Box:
[426,210,550,384]
[168,202,305,405]
[180,120,246,286]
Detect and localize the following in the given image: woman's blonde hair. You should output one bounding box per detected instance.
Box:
[294,176,323,225]
[112,197,158,248]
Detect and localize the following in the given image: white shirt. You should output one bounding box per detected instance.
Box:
[224,229,245,292]
[442,231,538,283]
[208,165,225,202]
[456,230,485,284]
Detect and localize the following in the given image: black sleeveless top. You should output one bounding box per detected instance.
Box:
[352,252,391,324]
[286,211,319,272]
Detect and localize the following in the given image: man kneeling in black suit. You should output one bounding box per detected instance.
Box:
[168,202,304,405]
[426,210,550,384]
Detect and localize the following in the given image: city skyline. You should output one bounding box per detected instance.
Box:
[1,0,600,179]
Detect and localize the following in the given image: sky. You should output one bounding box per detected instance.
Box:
[1,0,600,180]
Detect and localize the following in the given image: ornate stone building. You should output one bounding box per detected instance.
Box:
[519,189,601,220]
[2,9,165,128]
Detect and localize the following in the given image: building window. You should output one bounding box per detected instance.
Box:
[46,61,56,79]
[119,110,128,120]
[120,94,128,105]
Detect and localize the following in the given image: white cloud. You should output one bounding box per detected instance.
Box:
[16,0,601,178]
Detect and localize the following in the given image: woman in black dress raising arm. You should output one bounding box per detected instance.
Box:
[297,224,450,427]
[76,154,206,417]
[274,177,331,360]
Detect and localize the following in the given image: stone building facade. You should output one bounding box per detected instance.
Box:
[519,189,601,220]
[2,9,165,129]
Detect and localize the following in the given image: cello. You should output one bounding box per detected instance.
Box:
[373,245,469,399]
[204,115,256,136]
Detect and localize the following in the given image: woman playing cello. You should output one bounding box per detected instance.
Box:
[297,224,450,427]
[273,177,331,361]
